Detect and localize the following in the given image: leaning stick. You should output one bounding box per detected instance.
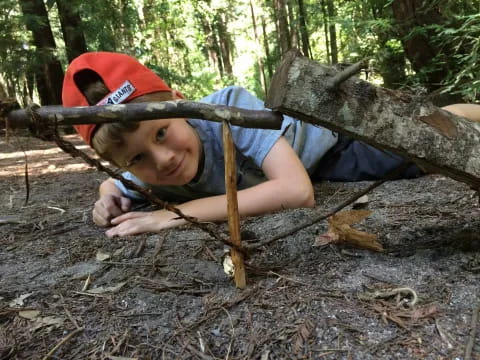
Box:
[222,120,247,288]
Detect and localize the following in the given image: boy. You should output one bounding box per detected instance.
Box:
[62,52,476,238]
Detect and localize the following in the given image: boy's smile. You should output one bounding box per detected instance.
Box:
[112,118,202,186]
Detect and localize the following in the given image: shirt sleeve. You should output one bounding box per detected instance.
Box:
[201,86,284,168]
[113,172,148,201]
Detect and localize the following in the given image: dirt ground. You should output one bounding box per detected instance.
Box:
[1,133,479,360]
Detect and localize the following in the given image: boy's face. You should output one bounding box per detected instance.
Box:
[111,118,202,186]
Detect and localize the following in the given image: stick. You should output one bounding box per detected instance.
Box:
[246,162,411,250]
[465,302,480,360]
[326,58,370,90]
[42,327,84,360]
[6,100,283,130]
[222,120,246,288]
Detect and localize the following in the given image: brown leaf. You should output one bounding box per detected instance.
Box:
[292,319,315,354]
[315,210,383,252]
[313,231,338,246]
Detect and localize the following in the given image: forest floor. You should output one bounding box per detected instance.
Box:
[1,134,480,360]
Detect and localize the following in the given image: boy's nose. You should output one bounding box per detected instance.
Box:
[152,147,175,171]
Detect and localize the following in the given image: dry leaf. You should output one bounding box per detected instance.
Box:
[87,282,126,294]
[396,304,439,320]
[96,250,111,262]
[8,293,33,307]
[18,310,40,320]
[292,319,315,353]
[314,210,383,252]
[31,316,65,331]
[222,254,234,278]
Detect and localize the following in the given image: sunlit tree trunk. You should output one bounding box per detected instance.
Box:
[19,0,64,105]
[287,0,299,49]
[326,0,337,64]
[249,0,267,94]
[297,0,310,58]
[274,0,291,54]
[217,13,233,75]
[56,0,87,62]
[321,0,330,63]
[261,15,273,80]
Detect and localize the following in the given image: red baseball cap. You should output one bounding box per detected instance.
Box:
[62,52,175,145]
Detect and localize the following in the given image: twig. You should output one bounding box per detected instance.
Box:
[465,302,480,360]
[222,121,246,288]
[268,271,310,286]
[60,295,81,330]
[246,161,411,249]
[326,58,370,90]
[221,307,235,359]
[110,329,129,356]
[42,327,84,360]
[185,343,215,360]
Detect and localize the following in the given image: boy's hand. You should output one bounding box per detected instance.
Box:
[105,210,178,237]
[93,194,132,227]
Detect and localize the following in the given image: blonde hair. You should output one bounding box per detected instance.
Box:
[82,81,173,165]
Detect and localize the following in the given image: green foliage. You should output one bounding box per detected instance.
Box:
[439,14,480,101]
[2,0,480,103]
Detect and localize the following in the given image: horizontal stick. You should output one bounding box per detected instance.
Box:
[6,100,283,130]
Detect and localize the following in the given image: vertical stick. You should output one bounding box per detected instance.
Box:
[222,120,247,288]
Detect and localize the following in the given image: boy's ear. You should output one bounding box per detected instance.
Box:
[171,89,185,100]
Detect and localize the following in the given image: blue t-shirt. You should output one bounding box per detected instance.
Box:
[115,86,338,202]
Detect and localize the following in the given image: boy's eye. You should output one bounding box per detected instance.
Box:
[127,153,144,167]
[155,128,167,142]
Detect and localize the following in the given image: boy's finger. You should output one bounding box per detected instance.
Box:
[92,209,110,227]
[120,197,132,212]
[110,211,145,224]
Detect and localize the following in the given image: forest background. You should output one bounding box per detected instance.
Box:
[1,0,479,109]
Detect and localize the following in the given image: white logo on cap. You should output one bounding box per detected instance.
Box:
[96,80,136,105]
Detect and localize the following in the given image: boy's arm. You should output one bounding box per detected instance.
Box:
[106,137,314,237]
[442,104,480,122]
[93,178,132,227]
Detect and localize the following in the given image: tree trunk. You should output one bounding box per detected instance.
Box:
[274,0,291,54]
[297,0,310,58]
[56,0,88,63]
[19,0,64,105]
[391,0,449,91]
[261,15,273,80]
[321,0,330,63]
[265,50,480,189]
[217,13,233,75]
[326,0,337,64]
[249,0,268,95]
[287,0,299,49]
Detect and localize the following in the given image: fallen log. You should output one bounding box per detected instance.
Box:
[265,49,480,189]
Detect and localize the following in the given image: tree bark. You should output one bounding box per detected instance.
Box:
[56,0,88,63]
[19,0,64,105]
[265,49,480,189]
